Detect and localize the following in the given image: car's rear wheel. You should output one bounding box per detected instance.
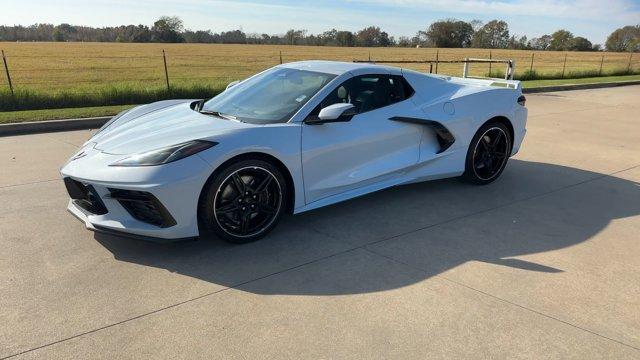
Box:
[200,160,288,243]
[462,122,512,185]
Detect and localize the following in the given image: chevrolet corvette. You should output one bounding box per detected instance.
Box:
[61,60,527,243]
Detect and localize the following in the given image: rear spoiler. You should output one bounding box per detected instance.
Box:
[448,76,522,91]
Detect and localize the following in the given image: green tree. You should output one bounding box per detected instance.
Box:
[151,16,184,43]
[320,29,338,46]
[336,31,356,47]
[605,25,640,52]
[52,29,65,41]
[549,29,574,51]
[528,35,552,50]
[285,29,307,45]
[425,19,473,48]
[570,36,593,51]
[356,26,392,47]
[507,35,528,50]
[472,20,509,48]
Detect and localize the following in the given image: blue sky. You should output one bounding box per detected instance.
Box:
[1,0,639,44]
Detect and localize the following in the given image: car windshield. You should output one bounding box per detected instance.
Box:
[202,67,336,124]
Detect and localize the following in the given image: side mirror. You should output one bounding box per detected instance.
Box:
[306,103,356,125]
[225,80,240,91]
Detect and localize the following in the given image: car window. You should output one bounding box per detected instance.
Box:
[309,74,414,119]
[203,68,336,124]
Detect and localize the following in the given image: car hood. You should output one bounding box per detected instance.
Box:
[90,100,250,155]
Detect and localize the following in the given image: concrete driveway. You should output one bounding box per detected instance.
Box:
[1,86,639,359]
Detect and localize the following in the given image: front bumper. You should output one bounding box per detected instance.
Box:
[67,200,195,243]
[61,146,214,241]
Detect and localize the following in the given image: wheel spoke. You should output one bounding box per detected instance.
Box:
[216,202,240,215]
[254,175,273,193]
[491,131,503,148]
[481,136,491,151]
[231,173,246,194]
[239,212,251,231]
[486,159,494,172]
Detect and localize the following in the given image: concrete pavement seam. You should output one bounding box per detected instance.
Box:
[361,247,640,352]
[3,163,639,359]
[0,179,60,190]
[0,247,363,360]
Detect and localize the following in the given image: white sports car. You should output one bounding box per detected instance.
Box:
[61,61,527,243]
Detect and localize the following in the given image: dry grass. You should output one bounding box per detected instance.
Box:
[1,42,638,93]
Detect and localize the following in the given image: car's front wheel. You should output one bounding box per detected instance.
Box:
[199,159,288,243]
[462,121,512,185]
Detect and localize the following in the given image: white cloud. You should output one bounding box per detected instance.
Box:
[1,0,637,44]
[348,0,640,23]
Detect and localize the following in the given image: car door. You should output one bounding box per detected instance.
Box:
[301,73,422,203]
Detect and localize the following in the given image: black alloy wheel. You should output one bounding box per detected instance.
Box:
[200,160,287,243]
[462,122,512,184]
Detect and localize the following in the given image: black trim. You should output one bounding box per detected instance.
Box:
[64,177,87,199]
[108,189,177,228]
[63,177,108,215]
[389,116,456,154]
[67,205,193,243]
[517,95,526,106]
[92,225,196,243]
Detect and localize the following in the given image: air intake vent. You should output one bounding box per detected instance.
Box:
[108,189,176,228]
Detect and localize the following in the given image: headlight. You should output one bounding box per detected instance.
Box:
[110,140,217,167]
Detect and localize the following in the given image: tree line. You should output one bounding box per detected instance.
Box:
[1,16,638,52]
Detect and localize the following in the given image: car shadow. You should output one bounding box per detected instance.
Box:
[94,159,640,295]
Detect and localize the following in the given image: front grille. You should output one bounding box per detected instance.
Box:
[108,189,176,228]
[63,177,108,215]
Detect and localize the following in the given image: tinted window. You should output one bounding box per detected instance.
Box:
[203,68,336,124]
[309,74,414,119]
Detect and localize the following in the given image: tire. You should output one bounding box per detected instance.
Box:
[462,121,512,185]
[199,159,288,243]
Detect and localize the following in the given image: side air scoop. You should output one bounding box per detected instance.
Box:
[389,116,455,154]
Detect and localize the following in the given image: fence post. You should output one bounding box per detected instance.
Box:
[368,52,371,62]
[507,60,516,80]
[489,51,492,76]
[529,53,535,73]
[463,58,469,78]
[1,50,14,95]
[561,53,567,79]
[162,49,170,92]
[279,50,283,64]
[599,55,604,76]
[435,50,439,74]
[628,52,633,73]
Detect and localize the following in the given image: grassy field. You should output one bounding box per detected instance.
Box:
[0,42,638,112]
[0,105,132,124]
[522,74,640,88]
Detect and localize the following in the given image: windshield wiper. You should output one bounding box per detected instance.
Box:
[200,110,239,122]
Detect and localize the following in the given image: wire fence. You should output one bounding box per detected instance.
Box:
[1,47,639,96]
